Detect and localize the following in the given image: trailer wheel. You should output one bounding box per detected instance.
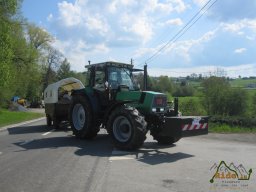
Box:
[69,95,99,139]
[107,105,147,150]
[53,117,60,129]
[46,115,52,126]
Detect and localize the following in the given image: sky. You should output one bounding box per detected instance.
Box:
[22,0,256,77]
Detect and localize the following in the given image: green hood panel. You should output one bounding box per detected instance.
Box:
[116,91,166,114]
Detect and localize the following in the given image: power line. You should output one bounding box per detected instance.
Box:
[144,0,218,65]
[136,0,217,68]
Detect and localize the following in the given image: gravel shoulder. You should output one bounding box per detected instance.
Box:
[197,132,256,144]
[27,108,45,114]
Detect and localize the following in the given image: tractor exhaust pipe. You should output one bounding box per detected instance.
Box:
[174,97,179,116]
[144,64,147,91]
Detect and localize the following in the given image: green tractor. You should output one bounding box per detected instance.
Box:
[69,61,208,150]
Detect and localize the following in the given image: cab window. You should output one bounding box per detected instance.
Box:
[94,69,105,89]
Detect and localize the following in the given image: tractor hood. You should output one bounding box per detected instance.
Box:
[115,91,167,114]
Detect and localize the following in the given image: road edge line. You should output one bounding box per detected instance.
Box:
[0,117,46,132]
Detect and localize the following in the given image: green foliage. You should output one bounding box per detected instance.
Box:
[27,23,52,49]
[210,116,256,129]
[0,0,19,106]
[151,76,173,93]
[179,97,207,116]
[57,58,72,80]
[225,89,247,116]
[201,77,247,116]
[202,77,230,115]
[252,93,256,116]
[72,72,87,85]
[173,85,195,97]
[209,123,256,133]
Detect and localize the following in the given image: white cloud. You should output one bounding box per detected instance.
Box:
[85,16,109,35]
[58,1,82,27]
[52,38,110,71]
[120,14,153,43]
[44,0,256,76]
[108,0,137,13]
[47,13,53,21]
[234,48,247,54]
[219,19,256,42]
[145,0,187,14]
[164,18,183,26]
[172,0,187,13]
[192,0,207,7]
[134,29,217,63]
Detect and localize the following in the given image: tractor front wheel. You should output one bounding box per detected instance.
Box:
[151,133,181,145]
[107,106,147,150]
[69,95,99,139]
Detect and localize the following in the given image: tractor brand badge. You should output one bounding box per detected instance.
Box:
[209,161,253,191]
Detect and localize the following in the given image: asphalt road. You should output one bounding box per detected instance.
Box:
[0,119,255,192]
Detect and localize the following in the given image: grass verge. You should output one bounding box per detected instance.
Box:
[209,123,256,133]
[0,109,44,128]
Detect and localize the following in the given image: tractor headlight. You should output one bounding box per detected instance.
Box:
[152,108,156,112]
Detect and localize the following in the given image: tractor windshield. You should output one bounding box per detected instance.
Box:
[108,67,138,90]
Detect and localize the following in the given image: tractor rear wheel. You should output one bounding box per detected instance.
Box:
[69,95,99,139]
[107,105,147,150]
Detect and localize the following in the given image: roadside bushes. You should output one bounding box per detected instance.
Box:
[179,97,207,116]
[173,85,195,97]
[202,77,247,116]
[210,116,256,129]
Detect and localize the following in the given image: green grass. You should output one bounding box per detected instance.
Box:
[0,109,44,128]
[229,78,256,88]
[209,123,256,133]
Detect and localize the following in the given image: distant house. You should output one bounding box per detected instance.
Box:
[246,83,256,88]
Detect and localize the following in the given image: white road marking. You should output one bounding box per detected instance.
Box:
[0,117,45,132]
[109,149,134,161]
[20,140,34,146]
[0,152,2,155]
[109,156,134,161]
[42,129,55,136]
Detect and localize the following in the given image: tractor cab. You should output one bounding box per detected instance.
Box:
[85,61,143,103]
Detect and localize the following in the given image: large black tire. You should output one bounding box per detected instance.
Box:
[46,115,52,126]
[151,131,181,145]
[69,95,99,139]
[107,105,147,150]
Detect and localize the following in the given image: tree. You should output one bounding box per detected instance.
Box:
[27,24,52,50]
[157,76,173,93]
[57,58,72,80]
[42,46,63,90]
[252,93,256,117]
[202,77,247,116]
[202,77,230,115]
[173,85,194,97]
[0,0,22,105]
[226,89,247,116]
